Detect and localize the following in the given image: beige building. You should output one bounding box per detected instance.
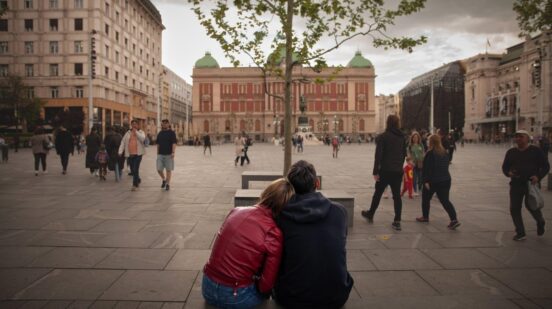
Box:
[162,65,192,140]
[464,32,552,142]
[0,0,164,135]
[375,94,399,133]
[191,51,376,142]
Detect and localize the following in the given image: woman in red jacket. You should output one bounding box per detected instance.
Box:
[202,178,294,309]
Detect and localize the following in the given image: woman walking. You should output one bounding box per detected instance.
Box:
[416,134,461,229]
[85,127,102,176]
[234,133,245,166]
[30,127,51,176]
[55,125,74,175]
[202,178,294,309]
[408,132,425,196]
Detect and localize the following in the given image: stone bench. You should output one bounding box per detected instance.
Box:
[234,189,354,227]
[241,171,322,189]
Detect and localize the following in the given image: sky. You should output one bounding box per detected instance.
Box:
[151,0,522,95]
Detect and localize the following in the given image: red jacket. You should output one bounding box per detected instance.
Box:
[403,163,414,183]
[203,205,283,293]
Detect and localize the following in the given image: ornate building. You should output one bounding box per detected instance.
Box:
[191,51,376,142]
[375,94,399,133]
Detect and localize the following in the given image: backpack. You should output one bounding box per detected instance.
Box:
[332,138,338,146]
[246,137,252,146]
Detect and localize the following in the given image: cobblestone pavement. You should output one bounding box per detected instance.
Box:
[0,143,551,309]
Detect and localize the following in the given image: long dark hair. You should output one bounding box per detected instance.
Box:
[428,134,447,156]
[386,115,400,131]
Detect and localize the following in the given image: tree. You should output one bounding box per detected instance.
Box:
[0,75,43,132]
[189,0,427,174]
[513,0,552,36]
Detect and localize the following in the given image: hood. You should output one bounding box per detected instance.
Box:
[387,128,404,137]
[280,192,332,223]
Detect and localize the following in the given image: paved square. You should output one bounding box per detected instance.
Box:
[0,143,551,307]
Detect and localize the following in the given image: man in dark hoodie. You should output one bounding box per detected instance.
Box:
[361,115,407,230]
[273,160,353,309]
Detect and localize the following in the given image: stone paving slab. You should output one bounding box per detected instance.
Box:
[361,249,443,270]
[95,248,177,270]
[29,247,114,268]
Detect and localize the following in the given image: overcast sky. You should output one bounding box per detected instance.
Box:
[152,0,522,95]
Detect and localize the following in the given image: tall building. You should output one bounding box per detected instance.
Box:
[0,0,164,135]
[162,65,192,140]
[464,32,552,142]
[375,94,399,133]
[191,51,376,142]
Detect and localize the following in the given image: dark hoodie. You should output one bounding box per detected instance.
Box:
[274,192,353,309]
[373,128,407,175]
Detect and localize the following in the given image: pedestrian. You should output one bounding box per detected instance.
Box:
[234,133,245,166]
[297,135,304,153]
[95,144,109,181]
[203,132,212,155]
[104,126,123,181]
[119,120,147,191]
[242,133,252,165]
[415,134,461,229]
[408,131,425,196]
[13,133,19,153]
[85,127,102,176]
[401,157,414,199]
[54,125,74,174]
[332,136,339,158]
[361,115,407,231]
[273,160,353,308]
[502,130,549,240]
[30,127,51,176]
[0,135,8,163]
[447,132,457,163]
[156,119,177,191]
[202,178,294,309]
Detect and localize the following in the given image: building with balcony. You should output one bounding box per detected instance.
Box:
[0,0,164,135]
[191,51,376,142]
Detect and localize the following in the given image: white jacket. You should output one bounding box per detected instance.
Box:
[119,129,146,157]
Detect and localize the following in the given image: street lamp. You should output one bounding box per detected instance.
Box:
[333,114,339,135]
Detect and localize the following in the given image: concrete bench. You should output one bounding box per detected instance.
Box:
[241,171,322,189]
[234,189,354,227]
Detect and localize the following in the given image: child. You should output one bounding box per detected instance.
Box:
[401,157,414,199]
[95,145,110,181]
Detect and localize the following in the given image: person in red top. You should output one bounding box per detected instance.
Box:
[202,178,294,309]
[401,157,414,199]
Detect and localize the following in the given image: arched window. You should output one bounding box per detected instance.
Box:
[240,120,246,131]
[339,119,344,132]
[225,119,231,132]
[255,119,261,131]
[359,119,365,131]
[203,120,209,133]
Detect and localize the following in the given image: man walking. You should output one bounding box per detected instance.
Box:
[502,130,549,240]
[203,132,211,155]
[361,115,407,230]
[273,160,353,308]
[156,119,177,191]
[54,125,74,174]
[119,120,146,191]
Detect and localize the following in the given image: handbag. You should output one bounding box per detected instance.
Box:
[42,137,54,150]
[527,181,544,211]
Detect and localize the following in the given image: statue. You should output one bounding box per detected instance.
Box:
[298,95,308,127]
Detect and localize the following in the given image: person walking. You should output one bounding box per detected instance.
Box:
[447,132,457,163]
[202,133,212,156]
[0,135,8,163]
[119,120,147,191]
[13,134,19,153]
[104,126,123,181]
[156,119,177,191]
[202,178,294,309]
[361,115,407,231]
[85,127,102,176]
[30,127,51,176]
[95,145,109,181]
[273,160,353,308]
[234,133,245,166]
[502,130,549,240]
[54,125,74,174]
[401,157,414,199]
[408,132,425,196]
[332,136,339,158]
[241,132,252,165]
[415,134,461,229]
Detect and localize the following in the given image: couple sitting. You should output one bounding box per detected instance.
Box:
[202,160,354,309]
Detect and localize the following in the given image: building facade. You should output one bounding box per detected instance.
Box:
[191,51,376,142]
[375,94,399,133]
[464,32,552,142]
[163,65,192,140]
[0,0,164,135]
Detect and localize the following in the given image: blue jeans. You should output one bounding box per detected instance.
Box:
[128,155,142,187]
[413,167,423,193]
[202,275,265,309]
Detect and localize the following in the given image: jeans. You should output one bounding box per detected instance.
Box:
[202,275,265,309]
[34,153,46,171]
[59,152,69,171]
[368,171,403,222]
[421,179,457,221]
[510,181,545,235]
[128,155,142,187]
[413,167,423,193]
[114,162,121,181]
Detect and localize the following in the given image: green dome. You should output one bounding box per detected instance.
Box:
[347,51,373,68]
[195,52,220,68]
[268,45,300,65]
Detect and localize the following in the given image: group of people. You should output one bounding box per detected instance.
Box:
[234,132,252,166]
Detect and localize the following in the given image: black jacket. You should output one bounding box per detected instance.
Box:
[274,192,353,309]
[55,129,73,154]
[422,150,451,184]
[502,145,550,184]
[373,128,407,175]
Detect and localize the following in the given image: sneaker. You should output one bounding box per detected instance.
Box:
[35,171,38,176]
[383,194,389,199]
[414,193,419,197]
[161,180,166,189]
[62,170,66,175]
[447,220,461,230]
[361,210,374,223]
[416,217,429,222]
[131,186,137,191]
[165,184,170,191]
[392,221,402,231]
[537,221,545,236]
[513,233,526,241]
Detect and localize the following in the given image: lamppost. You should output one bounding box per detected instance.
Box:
[88,29,97,133]
[333,114,339,136]
[322,116,329,137]
[273,114,281,139]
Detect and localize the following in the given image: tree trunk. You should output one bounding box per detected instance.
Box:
[283,0,294,175]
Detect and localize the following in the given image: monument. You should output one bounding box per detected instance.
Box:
[297,95,311,133]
